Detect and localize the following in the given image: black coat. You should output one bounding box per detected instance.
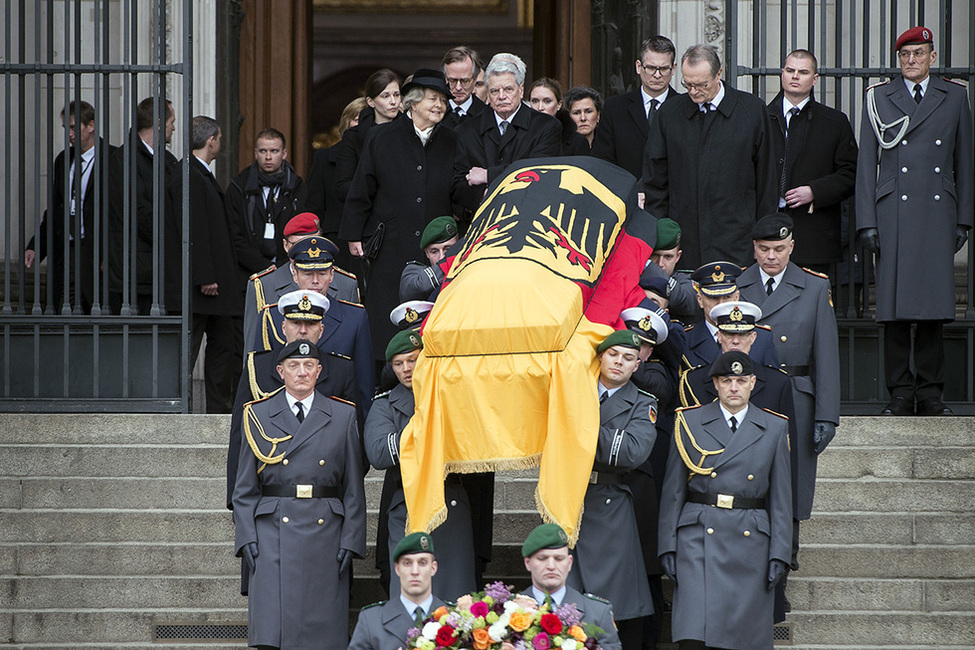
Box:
[642,85,777,269]
[442,95,488,131]
[107,133,179,302]
[592,87,678,179]
[450,104,562,213]
[768,92,858,264]
[302,144,355,273]
[224,161,305,273]
[340,116,458,360]
[28,139,117,311]
[335,108,403,203]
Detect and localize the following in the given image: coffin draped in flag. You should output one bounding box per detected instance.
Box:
[399,157,655,544]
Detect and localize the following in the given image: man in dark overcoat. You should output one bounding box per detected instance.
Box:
[450,52,561,215]
[768,49,858,272]
[659,352,792,650]
[233,339,365,650]
[441,45,488,131]
[856,26,973,416]
[568,330,656,649]
[641,45,777,269]
[364,330,476,601]
[592,35,679,182]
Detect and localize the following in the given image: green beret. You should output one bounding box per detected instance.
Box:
[522,523,569,557]
[420,216,459,250]
[597,329,643,354]
[385,329,422,362]
[655,218,681,251]
[393,532,435,561]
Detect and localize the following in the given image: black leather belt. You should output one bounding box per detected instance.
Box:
[686,491,766,510]
[262,484,340,499]
[780,364,810,376]
[589,471,624,485]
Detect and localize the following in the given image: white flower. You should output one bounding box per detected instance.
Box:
[421,621,441,640]
[503,600,520,614]
[488,621,508,642]
[560,640,578,650]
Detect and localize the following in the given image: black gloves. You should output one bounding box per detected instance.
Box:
[813,421,836,455]
[660,552,677,585]
[768,559,788,591]
[241,542,259,573]
[860,228,880,254]
[337,548,353,576]
[955,227,970,253]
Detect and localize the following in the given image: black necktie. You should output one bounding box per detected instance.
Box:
[780,107,801,200]
[729,416,737,433]
[295,402,304,423]
[599,391,608,404]
[454,105,463,116]
[913,84,923,104]
[647,98,659,128]
[766,278,775,295]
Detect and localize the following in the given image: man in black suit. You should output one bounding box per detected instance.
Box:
[26,100,115,313]
[768,49,857,274]
[450,52,562,214]
[592,35,678,185]
[642,44,777,269]
[441,46,487,131]
[108,96,178,315]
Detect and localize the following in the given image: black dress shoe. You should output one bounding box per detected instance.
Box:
[881,396,914,416]
[916,398,953,416]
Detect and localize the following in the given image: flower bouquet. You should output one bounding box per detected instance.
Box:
[407,581,604,650]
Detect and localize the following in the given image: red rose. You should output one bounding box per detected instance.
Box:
[540,612,562,634]
[435,624,458,647]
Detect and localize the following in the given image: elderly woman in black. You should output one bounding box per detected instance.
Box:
[340,69,457,363]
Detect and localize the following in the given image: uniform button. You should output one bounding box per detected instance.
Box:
[416,197,422,203]
[747,474,754,481]
[901,166,908,173]
[780,335,787,342]
[415,231,421,237]
[901,139,908,145]
[318,519,324,525]
[319,459,325,466]
[706,528,714,535]
[901,195,908,201]
[710,471,717,478]
[934,195,941,201]
[935,167,941,173]
[605,498,612,505]
[282,459,289,465]
[416,165,422,171]
[450,500,457,507]
[282,516,290,523]
[743,530,751,537]
[935,139,942,145]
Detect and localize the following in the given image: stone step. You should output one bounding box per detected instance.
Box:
[2,576,243,610]
[2,444,229,478]
[786,577,975,613]
[0,414,231,446]
[3,543,238,577]
[800,513,975,546]
[788,612,975,647]
[0,646,246,650]
[0,510,236,543]
[797,545,975,579]
[817,445,975,479]
[835,417,975,447]
[812,478,975,513]
[0,609,247,644]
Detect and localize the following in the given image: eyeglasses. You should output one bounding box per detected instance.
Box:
[640,64,673,76]
[897,49,930,61]
[446,77,474,87]
[681,78,715,92]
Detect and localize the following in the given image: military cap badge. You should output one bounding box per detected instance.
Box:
[405,307,419,324]
[731,360,743,374]
[730,306,743,322]
[711,266,725,283]
[638,315,654,332]
[410,334,420,347]
[299,342,310,355]
[419,535,430,551]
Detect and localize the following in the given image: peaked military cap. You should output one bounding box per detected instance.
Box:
[620,307,669,345]
[390,300,435,330]
[277,289,329,321]
[420,216,459,250]
[710,301,763,333]
[289,236,338,270]
[393,531,436,561]
[276,339,321,365]
[751,213,794,241]
[597,329,643,354]
[691,261,741,297]
[385,329,423,362]
[521,523,569,557]
[709,350,754,377]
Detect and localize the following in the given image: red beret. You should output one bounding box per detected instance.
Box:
[283,212,320,237]
[895,26,933,51]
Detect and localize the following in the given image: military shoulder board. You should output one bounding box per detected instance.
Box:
[372,389,392,401]
[334,266,358,280]
[337,298,365,308]
[769,365,789,375]
[755,323,772,331]
[584,593,612,605]
[865,79,890,91]
[802,267,829,280]
[945,78,968,88]
[328,395,356,408]
[327,351,351,360]
[683,323,696,332]
[249,264,275,281]
[360,601,386,611]
[761,407,789,420]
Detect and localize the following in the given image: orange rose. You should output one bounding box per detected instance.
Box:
[509,610,533,632]
[569,625,587,642]
[432,605,449,621]
[472,628,492,650]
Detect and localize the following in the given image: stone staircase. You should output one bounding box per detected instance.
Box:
[0,414,973,648]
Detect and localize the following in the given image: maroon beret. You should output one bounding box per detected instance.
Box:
[895,26,934,51]
[283,212,320,237]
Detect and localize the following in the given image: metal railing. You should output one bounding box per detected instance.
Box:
[0,0,193,412]
[726,0,975,412]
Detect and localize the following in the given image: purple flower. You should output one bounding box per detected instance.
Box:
[555,602,582,627]
[484,581,513,603]
[532,632,551,650]
[406,627,420,642]
[470,600,490,618]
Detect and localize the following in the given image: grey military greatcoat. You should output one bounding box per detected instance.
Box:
[739,262,839,520]
[233,390,366,650]
[364,383,477,601]
[567,381,655,622]
[855,75,973,322]
[519,586,621,650]
[348,595,447,650]
[658,402,792,650]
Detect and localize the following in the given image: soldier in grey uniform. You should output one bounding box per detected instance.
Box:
[568,330,656,648]
[856,26,973,416]
[659,352,792,650]
[520,523,622,650]
[233,340,366,650]
[364,330,476,601]
[244,213,359,356]
[349,532,447,650]
[398,215,459,302]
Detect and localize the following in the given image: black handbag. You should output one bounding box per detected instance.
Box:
[362,222,385,260]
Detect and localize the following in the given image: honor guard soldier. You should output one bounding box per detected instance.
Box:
[399,216,460,302]
[642,217,701,324]
[233,340,366,650]
[569,330,657,648]
[349,532,448,650]
[520,524,622,650]
[255,234,374,414]
[682,262,780,371]
[364,330,476,601]
[856,26,973,416]
[659,352,792,650]
[227,289,358,510]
